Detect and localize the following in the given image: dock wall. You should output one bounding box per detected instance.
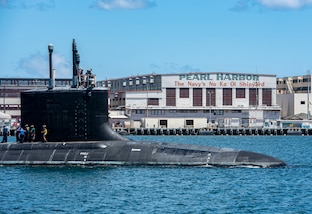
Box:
[114,127,310,136]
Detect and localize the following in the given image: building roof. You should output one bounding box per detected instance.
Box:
[0,112,11,119]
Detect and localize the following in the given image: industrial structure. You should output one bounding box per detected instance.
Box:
[276,74,311,119]
[2,72,312,131]
[99,72,281,129]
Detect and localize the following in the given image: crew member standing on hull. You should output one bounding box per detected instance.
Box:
[19,127,25,143]
[1,126,9,143]
[15,125,20,142]
[41,125,48,143]
[25,124,30,142]
[30,125,36,142]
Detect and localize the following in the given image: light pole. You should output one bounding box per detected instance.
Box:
[208,91,214,125]
[48,44,54,89]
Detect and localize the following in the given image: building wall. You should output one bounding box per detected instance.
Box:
[294,94,310,116]
[141,117,208,129]
[276,74,312,119]
[102,72,281,128]
[277,93,312,119]
[0,73,282,128]
[161,73,277,107]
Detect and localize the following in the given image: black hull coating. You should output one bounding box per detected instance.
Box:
[16,87,286,168]
[7,40,285,168]
[0,141,285,167]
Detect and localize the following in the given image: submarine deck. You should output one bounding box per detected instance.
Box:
[0,141,286,168]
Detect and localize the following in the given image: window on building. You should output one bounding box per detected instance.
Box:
[214,110,224,115]
[180,88,189,98]
[151,110,165,115]
[149,76,154,84]
[135,109,145,114]
[249,88,258,106]
[236,88,245,98]
[301,101,305,104]
[223,88,232,105]
[160,120,167,127]
[262,89,272,106]
[142,77,147,85]
[271,111,279,115]
[193,88,202,106]
[148,98,159,105]
[185,120,194,126]
[166,88,176,106]
[231,110,242,113]
[206,88,215,106]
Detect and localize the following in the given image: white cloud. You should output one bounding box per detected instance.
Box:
[16,53,71,78]
[95,0,156,10]
[232,0,312,10]
[258,0,312,9]
[52,54,72,78]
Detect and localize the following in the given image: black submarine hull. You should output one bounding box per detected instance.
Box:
[1,40,285,168]
[0,141,285,167]
[15,86,285,168]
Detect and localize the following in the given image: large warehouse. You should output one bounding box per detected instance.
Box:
[99,72,281,129]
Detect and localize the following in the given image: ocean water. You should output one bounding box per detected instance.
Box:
[0,135,311,214]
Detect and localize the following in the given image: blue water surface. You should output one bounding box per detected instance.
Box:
[0,135,311,213]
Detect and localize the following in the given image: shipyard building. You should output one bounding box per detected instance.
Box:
[98,72,281,129]
[276,74,312,119]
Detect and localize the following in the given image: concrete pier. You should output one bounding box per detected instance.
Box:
[114,127,310,136]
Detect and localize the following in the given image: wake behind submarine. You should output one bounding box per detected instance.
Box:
[0,40,286,167]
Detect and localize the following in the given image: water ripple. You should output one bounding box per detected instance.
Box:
[0,136,312,213]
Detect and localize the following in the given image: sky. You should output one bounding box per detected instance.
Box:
[0,0,312,81]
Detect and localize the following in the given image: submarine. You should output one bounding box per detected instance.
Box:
[0,40,286,167]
